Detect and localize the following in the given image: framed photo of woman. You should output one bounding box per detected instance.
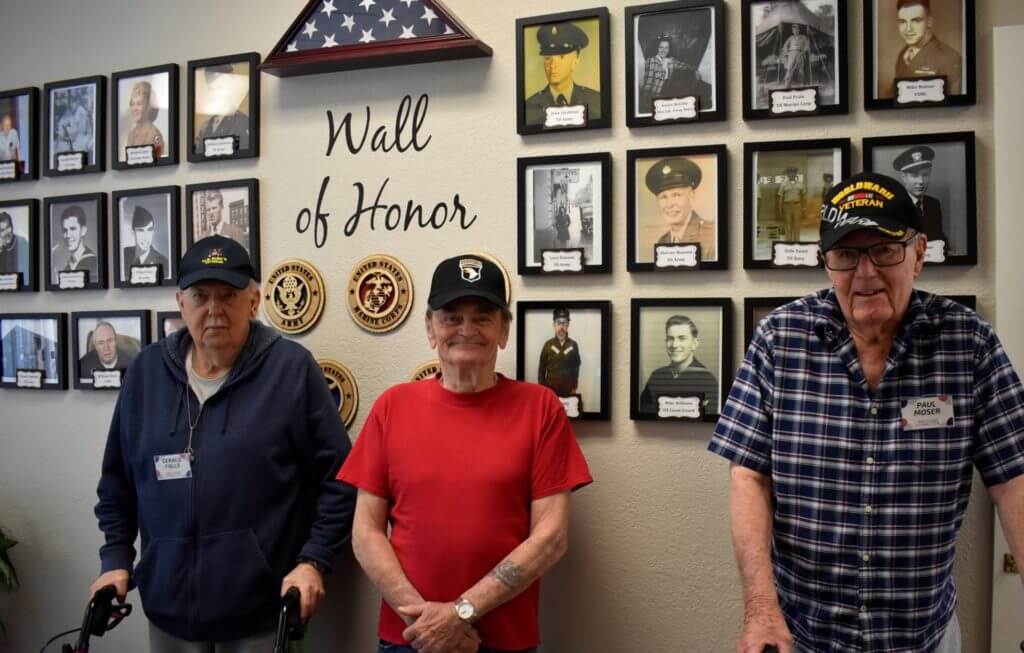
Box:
[43,75,106,177]
[112,64,179,170]
[0,87,39,183]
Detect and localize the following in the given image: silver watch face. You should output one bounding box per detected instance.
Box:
[456,601,474,620]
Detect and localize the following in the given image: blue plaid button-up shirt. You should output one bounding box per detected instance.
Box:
[709,289,1024,652]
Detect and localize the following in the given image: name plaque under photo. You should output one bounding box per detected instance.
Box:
[125,145,156,167]
[92,369,124,390]
[129,264,162,286]
[771,242,820,268]
[56,152,85,172]
[544,105,587,129]
[540,248,585,273]
[895,77,948,106]
[0,161,18,180]
[925,239,947,264]
[16,369,43,389]
[769,87,819,116]
[58,270,88,289]
[204,136,238,158]
[653,96,699,122]
[654,244,701,269]
[0,273,22,291]
[560,395,582,419]
[657,395,704,420]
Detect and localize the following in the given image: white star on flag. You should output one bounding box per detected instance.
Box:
[444,24,454,35]
[302,20,318,38]
[359,28,376,43]
[421,7,437,25]
[358,0,376,10]
[340,14,356,32]
[322,33,338,47]
[399,25,417,39]
[321,0,337,18]
[379,8,397,26]
[287,41,298,52]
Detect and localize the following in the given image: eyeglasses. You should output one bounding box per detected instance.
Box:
[822,235,919,271]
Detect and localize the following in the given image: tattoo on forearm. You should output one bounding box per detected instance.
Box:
[488,560,524,589]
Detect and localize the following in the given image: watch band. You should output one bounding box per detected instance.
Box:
[297,557,329,575]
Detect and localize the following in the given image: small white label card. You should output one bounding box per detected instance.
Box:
[16,369,43,389]
[896,77,947,105]
[924,239,946,264]
[204,136,238,157]
[654,243,701,269]
[769,87,818,115]
[653,96,699,122]
[93,369,123,389]
[154,453,193,481]
[0,161,16,180]
[0,272,22,291]
[544,105,587,129]
[58,270,87,289]
[540,248,585,273]
[657,395,703,420]
[129,264,161,286]
[560,395,582,419]
[771,242,820,268]
[901,395,955,430]
[56,151,85,172]
[125,145,155,166]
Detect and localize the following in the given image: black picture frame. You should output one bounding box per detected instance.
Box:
[187,52,261,163]
[0,312,68,390]
[43,75,106,177]
[743,296,798,348]
[111,63,180,171]
[185,178,261,278]
[156,311,185,341]
[741,0,848,121]
[744,137,852,270]
[0,87,39,183]
[626,144,729,272]
[71,310,151,390]
[43,193,108,291]
[112,186,181,289]
[517,152,612,275]
[625,0,726,127]
[630,297,732,422]
[0,198,40,293]
[516,300,612,421]
[946,294,975,311]
[516,7,611,135]
[862,131,977,266]
[864,0,976,111]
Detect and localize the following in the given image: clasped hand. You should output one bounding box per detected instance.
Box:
[399,601,481,653]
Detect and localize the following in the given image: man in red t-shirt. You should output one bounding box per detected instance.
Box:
[339,254,593,653]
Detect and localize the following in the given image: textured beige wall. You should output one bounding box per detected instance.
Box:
[0,1,1010,651]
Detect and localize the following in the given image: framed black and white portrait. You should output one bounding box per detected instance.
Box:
[156,311,185,340]
[516,8,611,135]
[625,0,726,126]
[0,199,39,292]
[0,313,67,390]
[112,64,179,170]
[864,0,975,110]
[742,0,848,120]
[44,193,108,291]
[743,296,799,347]
[631,298,732,422]
[186,178,260,277]
[112,186,180,288]
[744,138,851,269]
[188,52,260,162]
[627,145,728,271]
[43,75,105,176]
[517,153,611,275]
[516,300,611,421]
[862,131,976,265]
[71,310,150,390]
[946,294,975,311]
[0,87,39,182]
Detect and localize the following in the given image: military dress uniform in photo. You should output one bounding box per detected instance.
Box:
[525,22,602,125]
[538,309,581,398]
[777,168,805,242]
[647,157,715,260]
[894,35,962,95]
[640,359,719,416]
[893,145,949,245]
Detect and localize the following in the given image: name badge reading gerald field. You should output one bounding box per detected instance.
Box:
[901,395,955,430]
[154,453,192,481]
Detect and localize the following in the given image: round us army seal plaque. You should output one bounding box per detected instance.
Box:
[318,358,359,428]
[262,259,326,335]
[347,254,414,333]
[411,359,441,381]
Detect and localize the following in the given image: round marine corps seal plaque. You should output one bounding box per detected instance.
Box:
[347,254,414,333]
[318,358,359,428]
[262,259,326,335]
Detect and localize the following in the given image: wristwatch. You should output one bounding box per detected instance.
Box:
[454,597,477,623]
[297,557,329,575]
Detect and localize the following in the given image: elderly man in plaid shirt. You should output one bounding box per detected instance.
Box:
[710,172,1024,653]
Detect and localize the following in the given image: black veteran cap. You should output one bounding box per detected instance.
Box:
[537,22,589,56]
[645,157,702,195]
[428,254,509,311]
[553,308,571,321]
[178,235,256,290]
[819,172,922,252]
[892,145,935,172]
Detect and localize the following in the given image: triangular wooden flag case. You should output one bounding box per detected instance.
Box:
[261,0,491,77]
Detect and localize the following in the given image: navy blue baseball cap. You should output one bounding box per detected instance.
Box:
[177,235,256,290]
[819,172,922,252]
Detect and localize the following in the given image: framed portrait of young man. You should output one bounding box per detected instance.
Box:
[627,144,728,271]
[43,193,108,291]
[744,138,851,269]
[743,296,799,348]
[112,64,179,170]
[188,53,260,162]
[0,198,39,293]
[625,0,726,126]
[516,300,611,421]
[516,8,611,135]
[741,0,848,120]
[112,186,181,288]
[631,297,732,422]
[43,75,105,176]
[185,178,261,277]
[0,312,67,390]
[71,310,150,390]
[0,87,39,183]
[156,311,185,340]
[862,131,977,265]
[517,152,611,275]
[864,0,976,110]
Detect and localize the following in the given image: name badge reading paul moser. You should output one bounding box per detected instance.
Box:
[154,453,192,481]
[901,395,955,431]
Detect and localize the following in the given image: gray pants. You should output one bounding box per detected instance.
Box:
[148,623,276,653]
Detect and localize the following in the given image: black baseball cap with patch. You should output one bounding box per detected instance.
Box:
[819,172,922,252]
[178,235,256,290]
[428,254,508,311]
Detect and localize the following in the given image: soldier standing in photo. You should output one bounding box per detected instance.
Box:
[776,167,806,242]
[538,308,581,398]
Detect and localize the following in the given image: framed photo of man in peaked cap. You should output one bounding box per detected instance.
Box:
[112,185,180,288]
[188,53,260,162]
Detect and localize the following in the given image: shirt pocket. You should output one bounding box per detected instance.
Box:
[890,422,973,516]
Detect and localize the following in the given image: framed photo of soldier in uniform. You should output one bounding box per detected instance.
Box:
[625,0,726,126]
[0,87,39,183]
[43,193,108,291]
[188,52,260,162]
[185,178,261,278]
[517,300,611,421]
[864,0,975,110]
[743,296,798,348]
[631,298,732,422]
[517,152,611,275]
[742,0,848,120]
[0,198,39,293]
[862,131,976,265]
[71,310,150,390]
[112,64,179,170]
[516,8,611,135]
[43,75,106,177]
[112,186,180,288]
[744,138,851,270]
[627,144,728,271]
[0,312,67,390]
[156,311,185,340]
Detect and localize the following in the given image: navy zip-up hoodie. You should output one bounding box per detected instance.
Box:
[95,321,355,641]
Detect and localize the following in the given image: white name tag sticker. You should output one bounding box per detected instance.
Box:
[16,369,43,389]
[204,136,237,157]
[901,395,955,431]
[58,270,87,289]
[654,243,700,269]
[769,87,818,115]
[57,152,85,171]
[771,242,819,268]
[540,249,584,273]
[896,77,947,104]
[154,453,193,481]
[0,272,22,291]
[0,161,16,179]
[92,369,123,389]
[559,395,582,419]
[924,239,947,263]
[125,145,155,166]
[544,105,587,129]
[657,396,703,420]
[653,96,698,122]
